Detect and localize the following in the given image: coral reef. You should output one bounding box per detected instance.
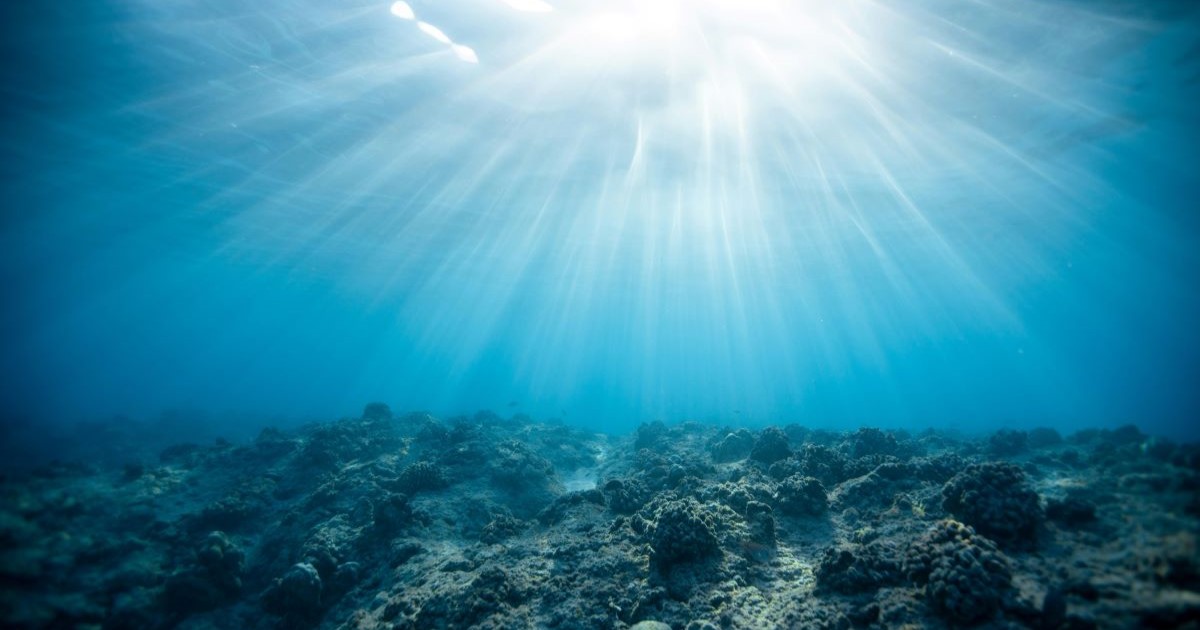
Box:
[773,475,829,517]
[847,428,902,459]
[261,562,323,623]
[941,461,1043,550]
[0,412,1197,629]
[749,427,791,464]
[709,429,755,463]
[394,460,449,494]
[904,519,1012,624]
[645,497,721,570]
[988,429,1029,457]
[816,538,904,594]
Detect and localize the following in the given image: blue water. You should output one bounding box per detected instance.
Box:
[2,0,1198,439]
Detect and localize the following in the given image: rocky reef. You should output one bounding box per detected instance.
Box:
[1,408,1198,629]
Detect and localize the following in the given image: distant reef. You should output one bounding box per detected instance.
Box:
[1,407,1199,628]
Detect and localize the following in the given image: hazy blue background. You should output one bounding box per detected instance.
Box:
[2,0,1198,440]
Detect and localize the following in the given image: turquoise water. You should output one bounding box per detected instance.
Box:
[2,0,1198,438]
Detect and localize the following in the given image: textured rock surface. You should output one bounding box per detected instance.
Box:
[647,497,722,570]
[0,413,1196,629]
[941,461,1043,550]
[904,519,1012,624]
[774,475,829,517]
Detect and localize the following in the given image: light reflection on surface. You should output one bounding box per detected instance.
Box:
[389,1,414,20]
[416,21,453,45]
[452,44,480,64]
[501,0,554,13]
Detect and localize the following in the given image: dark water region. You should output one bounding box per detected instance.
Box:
[1,405,1198,628]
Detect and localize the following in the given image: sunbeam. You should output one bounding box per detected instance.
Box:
[3,0,1198,432]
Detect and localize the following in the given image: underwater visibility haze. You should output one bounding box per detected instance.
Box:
[3,0,1200,437]
[5,2,1200,629]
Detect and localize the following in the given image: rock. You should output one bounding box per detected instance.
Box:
[537,489,606,525]
[648,498,721,570]
[3,407,1196,630]
[774,475,828,517]
[411,565,525,627]
[1041,588,1068,629]
[766,457,804,480]
[750,427,791,465]
[704,478,773,514]
[373,493,412,536]
[631,622,673,630]
[389,540,424,566]
[161,531,244,614]
[908,453,966,483]
[490,439,559,496]
[1107,424,1145,445]
[481,514,526,543]
[941,462,1042,550]
[121,462,144,481]
[195,531,244,591]
[330,561,362,597]
[1028,427,1064,449]
[262,562,323,622]
[191,493,258,532]
[794,444,849,485]
[158,443,199,463]
[1138,590,1200,628]
[361,402,393,421]
[1147,531,1200,590]
[847,428,901,458]
[744,500,776,546]
[395,461,448,494]
[711,429,755,463]
[904,519,1012,625]
[988,430,1029,457]
[816,538,904,594]
[636,422,669,449]
[1045,493,1098,527]
[603,477,650,515]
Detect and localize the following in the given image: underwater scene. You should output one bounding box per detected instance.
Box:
[2,0,1199,628]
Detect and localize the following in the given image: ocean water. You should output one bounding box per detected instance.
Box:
[2,0,1199,441]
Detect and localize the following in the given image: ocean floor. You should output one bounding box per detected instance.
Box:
[1,408,1198,629]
